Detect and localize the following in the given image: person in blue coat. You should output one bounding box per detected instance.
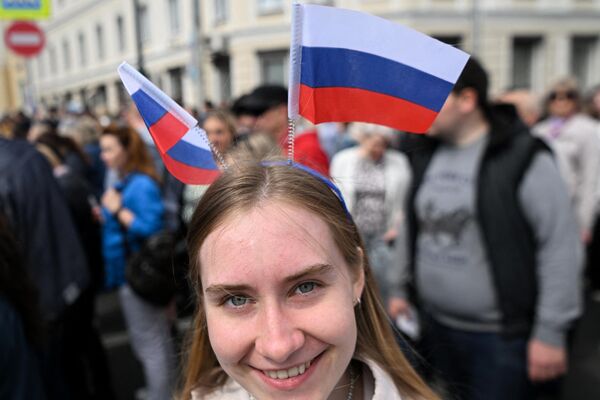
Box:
[100,125,174,400]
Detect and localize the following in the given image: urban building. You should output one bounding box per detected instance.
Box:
[20,0,600,115]
[0,21,27,113]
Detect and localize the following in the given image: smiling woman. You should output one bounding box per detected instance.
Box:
[180,163,438,400]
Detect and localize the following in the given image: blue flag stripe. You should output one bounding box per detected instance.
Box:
[166,139,218,170]
[132,90,168,127]
[300,46,454,112]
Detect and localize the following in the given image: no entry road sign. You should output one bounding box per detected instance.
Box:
[4,21,45,57]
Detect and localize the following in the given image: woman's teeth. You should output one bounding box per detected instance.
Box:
[264,360,312,379]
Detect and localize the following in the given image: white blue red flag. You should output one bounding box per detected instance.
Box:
[118,62,220,184]
[288,4,470,133]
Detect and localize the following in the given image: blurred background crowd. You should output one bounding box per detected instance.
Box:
[1,63,600,399]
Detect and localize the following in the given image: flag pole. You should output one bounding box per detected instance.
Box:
[287,119,296,165]
[287,1,303,164]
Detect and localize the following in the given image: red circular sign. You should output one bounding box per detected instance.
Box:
[4,21,45,58]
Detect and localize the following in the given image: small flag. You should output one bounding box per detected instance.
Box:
[288,4,470,133]
[118,62,220,184]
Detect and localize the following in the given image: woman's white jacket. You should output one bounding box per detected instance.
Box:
[193,358,404,400]
[330,147,412,232]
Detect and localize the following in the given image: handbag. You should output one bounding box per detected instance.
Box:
[122,229,181,307]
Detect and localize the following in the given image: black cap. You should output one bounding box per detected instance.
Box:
[232,85,288,117]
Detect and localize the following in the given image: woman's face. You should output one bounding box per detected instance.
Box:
[204,116,234,154]
[548,88,578,118]
[100,134,127,172]
[199,201,364,400]
[361,133,387,161]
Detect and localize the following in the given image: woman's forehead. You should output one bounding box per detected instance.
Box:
[199,201,347,285]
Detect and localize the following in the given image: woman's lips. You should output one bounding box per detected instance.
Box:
[253,352,324,391]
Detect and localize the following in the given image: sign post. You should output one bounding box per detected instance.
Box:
[4,21,45,58]
[0,0,51,20]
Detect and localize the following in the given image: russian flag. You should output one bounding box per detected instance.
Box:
[288,4,470,133]
[118,62,220,185]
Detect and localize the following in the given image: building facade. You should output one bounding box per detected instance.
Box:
[22,0,600,115]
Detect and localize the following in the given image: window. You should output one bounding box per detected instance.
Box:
[78,32,87,66]
[511,36,542,89]
[214,0,228,24]
[433,35,463,50]
[139,4,150,43]
[62,39,71,71]
[116,15,126,52]
[571,36,598,89]
[168,67,184,105]
[259,50,288,85]
[96,24,105,59]
[258,0,283,15]
[49,45,57,75]
[214,53,231,102]
[37,53,45,78]
[168,0,181,35]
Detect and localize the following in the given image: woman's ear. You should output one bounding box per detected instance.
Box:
[353,247,366,303]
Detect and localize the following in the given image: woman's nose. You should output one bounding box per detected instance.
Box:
[254,303,305,364]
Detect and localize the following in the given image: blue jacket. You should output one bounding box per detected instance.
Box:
[102,172,164,288]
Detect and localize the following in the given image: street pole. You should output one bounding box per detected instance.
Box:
[190,0,206,111]
[133,0,146,76]
[471,0,481,57]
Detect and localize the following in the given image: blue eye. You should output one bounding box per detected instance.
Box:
[226,295,248,307]
[296,282,316,294]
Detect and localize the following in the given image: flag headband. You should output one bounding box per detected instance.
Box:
[287,3,469,133]
[261,160,351,220]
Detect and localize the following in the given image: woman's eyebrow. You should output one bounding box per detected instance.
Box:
[204,284,250,297]
[204,264,335,296]
[283,263,335,283]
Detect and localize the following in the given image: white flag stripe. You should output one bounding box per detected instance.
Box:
[118,62,197,128]
[9,33,42,46]
[301,4,469,84]
[180,126,212,151]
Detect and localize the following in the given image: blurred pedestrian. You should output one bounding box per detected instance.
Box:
[389,58,582,400]
[533,78,600,244]
[62,115,106,198]
[35,134,117,399]
[241,85,330,175]
[180,110,237,224]
[496,88,542,128]
[0,136,90,399]
[0,212,46,400]
[331,122,411,304]
[583,84,600,295]
[99,125,174,400]
[28,119,91,180]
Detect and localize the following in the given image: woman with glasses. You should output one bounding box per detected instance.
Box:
[533,78,600,244]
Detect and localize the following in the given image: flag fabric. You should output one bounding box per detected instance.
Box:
[118,62,220,185]
[288,4,470,133]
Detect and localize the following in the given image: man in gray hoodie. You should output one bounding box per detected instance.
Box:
[389,58,582,400]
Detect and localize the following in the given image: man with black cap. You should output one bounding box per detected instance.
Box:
[235,84,329,175]
[389,58,582,399]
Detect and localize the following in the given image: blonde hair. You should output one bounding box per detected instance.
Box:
[180,163,438,400]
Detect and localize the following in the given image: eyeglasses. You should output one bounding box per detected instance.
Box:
[549,90,578,101]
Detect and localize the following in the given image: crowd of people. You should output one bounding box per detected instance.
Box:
[1,57,600,399]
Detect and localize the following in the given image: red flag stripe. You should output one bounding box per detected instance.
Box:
[148,112,190,154]
[299,84,437,133]
[162,152,221,185]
